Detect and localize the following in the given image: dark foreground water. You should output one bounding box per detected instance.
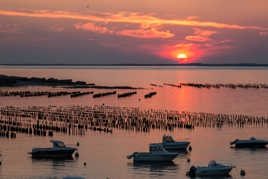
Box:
[0,127,268,179]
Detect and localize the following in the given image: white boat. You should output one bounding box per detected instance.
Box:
[230,137,268,148]
[157,136,190,151]
[127,144,178,163]
[29,140,77,158]
[186,160,235,177]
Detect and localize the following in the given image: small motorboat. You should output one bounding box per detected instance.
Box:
[127,144,178,163]
[230,137,268,148]
[186,160,235,177]
[29,140,77,158]
[159,135,190,151]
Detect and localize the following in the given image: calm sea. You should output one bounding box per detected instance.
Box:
[0,65,268,179]
[1,65,268,115]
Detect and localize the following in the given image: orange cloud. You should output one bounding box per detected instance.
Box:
[117,28,174,39]
[185,28,217,42]
[0,9,268,31]
[185,35,208,42]
[75,22,174,39]
[0,9,104,22]
[75,22,113,34]
[186,16,199,21]
[195,29,217,36]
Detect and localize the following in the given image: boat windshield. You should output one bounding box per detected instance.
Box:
[250,137,256,140]
[150,145,165,152]
[163,136,175,143]
[57,143,65,147]
[52,142,66,148]
[208,160,217,167]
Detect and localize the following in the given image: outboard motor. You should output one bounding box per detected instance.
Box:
[186,166,196,177]
[230,139,238,145]
[127,152,137,159]
[127,154,134,159]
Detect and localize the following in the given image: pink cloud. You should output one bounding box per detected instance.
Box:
[260,32,268,36]
[0,9,266,63]
[185,28,217,42]
[50,26,64,32]
[0,24,22,34]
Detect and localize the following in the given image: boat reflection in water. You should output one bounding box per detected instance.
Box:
[31,157,80,178]
[31,156,76,175]
[31,157,76,169]
[128,161,178,177]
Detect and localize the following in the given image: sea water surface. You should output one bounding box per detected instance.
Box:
[0,65,268,179]
[1,65,268,115]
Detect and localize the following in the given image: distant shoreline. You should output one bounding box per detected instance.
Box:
[1,63,268,67]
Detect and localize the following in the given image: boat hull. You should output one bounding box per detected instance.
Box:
[133,153,178,163]
[30,149,76,158]
[196,167,233,176]
[231,138,268,148]
[234,142,268,148]
[152,142,190,152]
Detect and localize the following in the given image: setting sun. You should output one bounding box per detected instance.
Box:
[177,53,188,59]
[176,53,189,63]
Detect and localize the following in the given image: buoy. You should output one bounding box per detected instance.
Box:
[76,142,80,147]
[188,146,192,152]
[240,169,246,176]
[187,158,191,163]
[83,162,87,166]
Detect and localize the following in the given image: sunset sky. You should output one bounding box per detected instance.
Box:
[1,0,268,64]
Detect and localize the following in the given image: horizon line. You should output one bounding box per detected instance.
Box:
[1,63,268,67]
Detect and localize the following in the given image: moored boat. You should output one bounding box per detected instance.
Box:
[28,140,77,158]
[127,144,178,163]
[230,137,268,148]
[186,160,235,177]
